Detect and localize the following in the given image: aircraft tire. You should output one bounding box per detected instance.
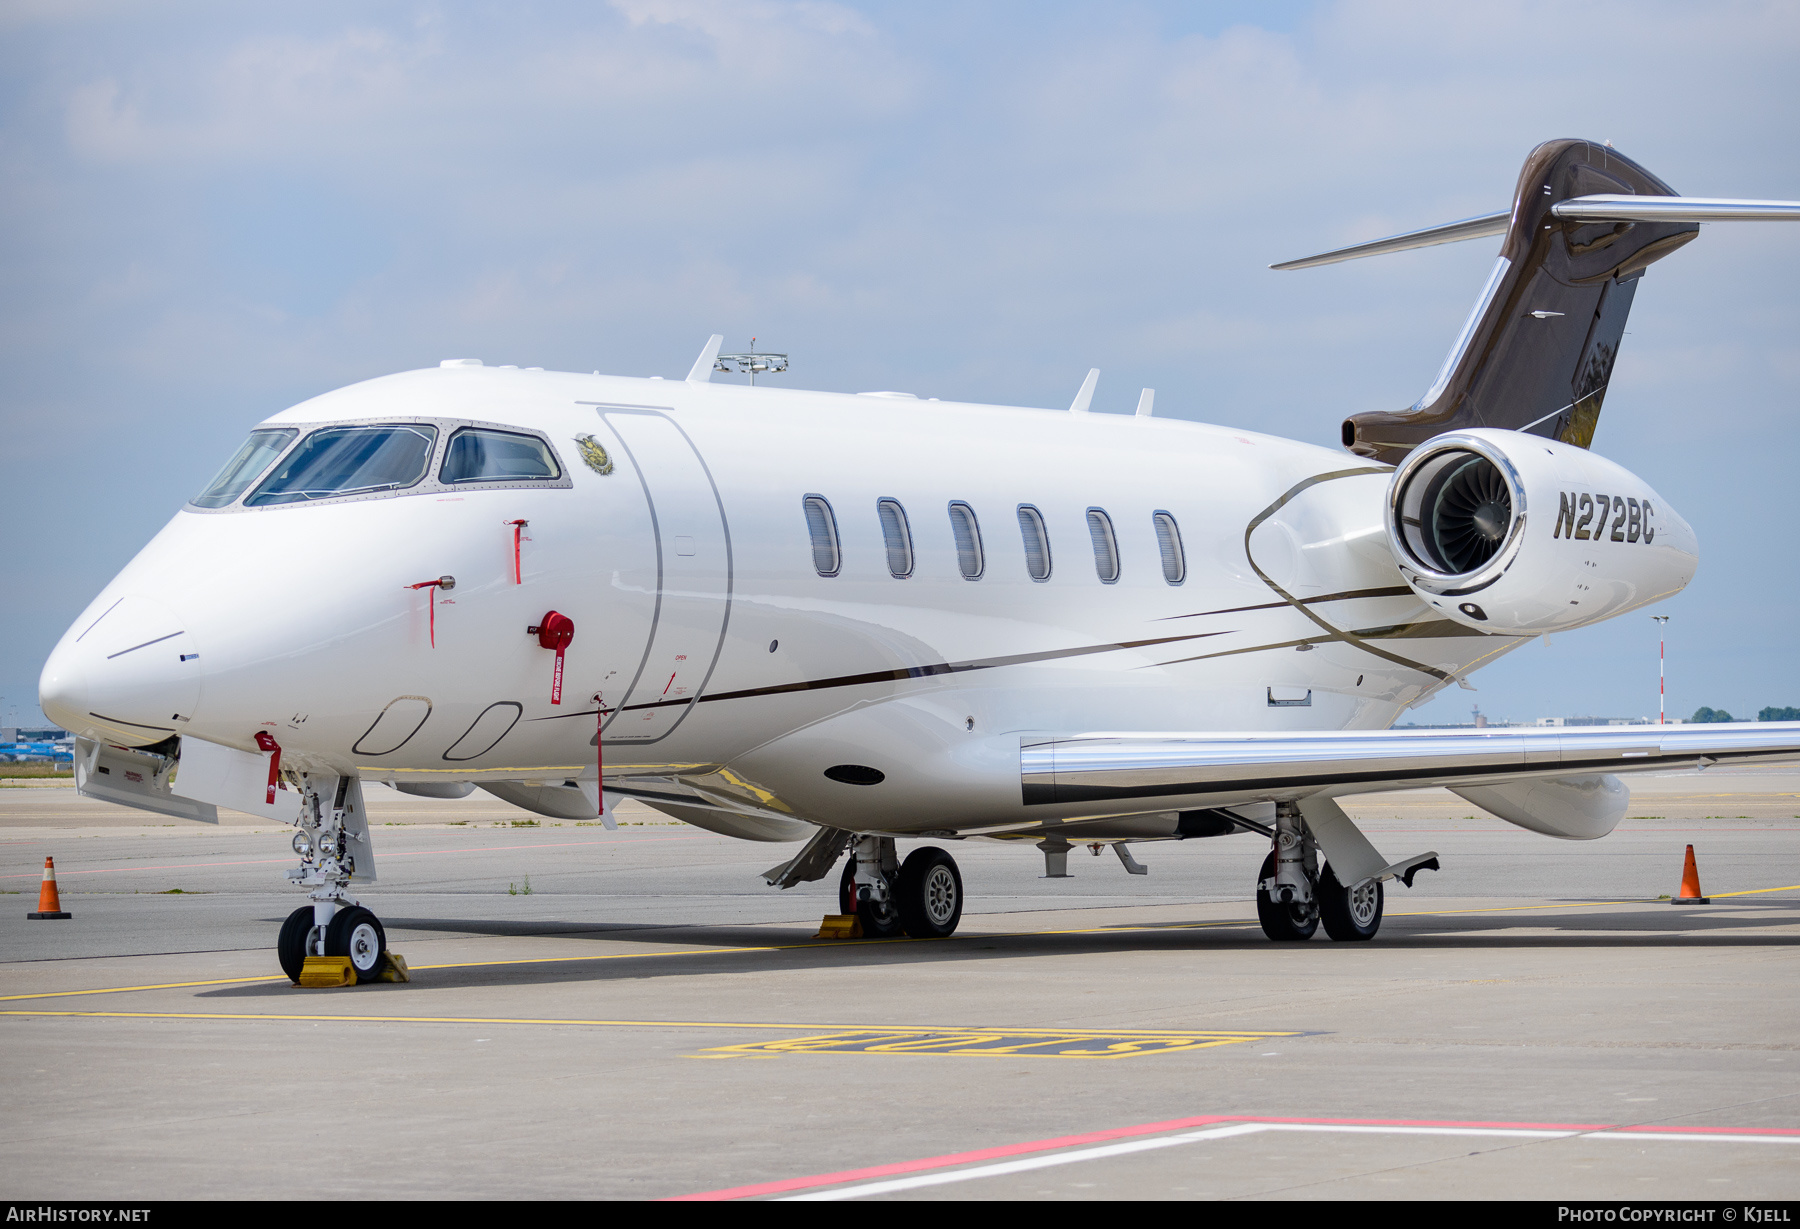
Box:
[896,847,963,940]
[1317,862,1383,941]
[325,906,388,983]
[1255,852,1318,942]
[277,905,315,983]
[838,858,904,938]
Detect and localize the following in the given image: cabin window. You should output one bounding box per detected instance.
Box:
[803,495,841,576]
[1153,511,1186,585]
[1086,508,1120,583]
[246,424,438,507]
[948,502,984,579]
[878,498,913,578]
[192,429,297,508]
[440,428,561,483]
[1017,505,1052,581]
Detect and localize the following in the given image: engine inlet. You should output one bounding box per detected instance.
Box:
[1394,447,1518,578]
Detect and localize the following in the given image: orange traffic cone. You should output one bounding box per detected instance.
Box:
[1671,844,1710,905]
[28,856,70,919]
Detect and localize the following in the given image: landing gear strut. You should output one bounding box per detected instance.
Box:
[839,836,903,938]
[1256,802,1318,941]
[1256,801,1386,942]
[1255,851,1318,941]
[279,773,387,983]
[838,838,964,939]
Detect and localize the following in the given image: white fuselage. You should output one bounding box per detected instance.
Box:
[43,363,1626,837]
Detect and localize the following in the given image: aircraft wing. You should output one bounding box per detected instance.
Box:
[1021,721,1800,806]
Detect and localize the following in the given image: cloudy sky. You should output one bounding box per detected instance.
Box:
[3,0,1797,729]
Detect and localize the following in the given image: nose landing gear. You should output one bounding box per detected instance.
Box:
[279,773,390,984]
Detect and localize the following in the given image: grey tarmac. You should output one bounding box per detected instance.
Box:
[1,770,1796,1201]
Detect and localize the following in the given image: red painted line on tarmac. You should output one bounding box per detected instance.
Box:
[668,1113,1800,1200]
[0,834,711,879]
[664,1114,1238,1201]
[1229,1114,1614,1131]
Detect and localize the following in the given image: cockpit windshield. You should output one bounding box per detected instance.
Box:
[191,429,298,509]
[245,424,438,507]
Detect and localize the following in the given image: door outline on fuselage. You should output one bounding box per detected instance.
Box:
[581,403,734,745]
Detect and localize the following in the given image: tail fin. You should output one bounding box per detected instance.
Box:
[1320,140,1699,463]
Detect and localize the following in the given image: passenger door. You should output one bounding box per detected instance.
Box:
[600,409,732,744]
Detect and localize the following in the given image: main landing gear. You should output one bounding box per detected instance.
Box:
[277,774,390,983]
[1255,802,1384,942]
[838,836,965,939]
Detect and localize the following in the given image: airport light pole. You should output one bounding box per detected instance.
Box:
[1652,616,1669,724]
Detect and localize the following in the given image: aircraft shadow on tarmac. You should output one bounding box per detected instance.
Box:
[201,902,1797,999]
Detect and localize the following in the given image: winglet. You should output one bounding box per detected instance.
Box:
[1135,388,1155,418]
[686,335,725,383]
[1069,368,1099,414]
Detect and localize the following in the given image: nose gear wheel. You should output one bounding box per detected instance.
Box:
[277,905,317,983]
[326,906,388,982]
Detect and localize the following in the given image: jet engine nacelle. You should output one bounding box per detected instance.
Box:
[1384,429,1697,635]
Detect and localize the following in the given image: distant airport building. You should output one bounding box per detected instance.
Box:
[1399,715,1679,730]
[1532,716,1682,727]
[1,726,74,763]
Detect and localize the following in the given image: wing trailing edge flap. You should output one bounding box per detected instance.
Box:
[1298,794,1439,891]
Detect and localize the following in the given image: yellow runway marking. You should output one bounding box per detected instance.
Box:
[1711,883,1800,898]
[0,1010,879,1029]
[4,894,1789,1007]
[0,974,290,1002]
[706,1026,1301,1060]
[1,1010,1305,1060]
[0,940,925,1004]
[1390,900,1631,918]
[0,1009,1300,1062]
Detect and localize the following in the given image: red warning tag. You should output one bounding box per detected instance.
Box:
[532,611,575,705]
[253,731,282,804]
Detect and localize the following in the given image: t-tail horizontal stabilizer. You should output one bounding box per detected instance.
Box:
[1270,139,1800,464]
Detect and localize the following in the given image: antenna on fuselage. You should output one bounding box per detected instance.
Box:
[686,335,725,383]
[714,335,789,387]
[1135,389,1155,417]
[1069,368,1099,414]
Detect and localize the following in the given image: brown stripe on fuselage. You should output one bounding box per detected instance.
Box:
[1156,585,1415,621]
[530,628,1236,721]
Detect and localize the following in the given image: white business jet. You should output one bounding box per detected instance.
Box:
[38,139,1800,981]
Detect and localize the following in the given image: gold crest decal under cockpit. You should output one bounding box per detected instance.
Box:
[574,434,614,475]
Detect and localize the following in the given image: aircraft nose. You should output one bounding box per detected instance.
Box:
[40,594,204,746]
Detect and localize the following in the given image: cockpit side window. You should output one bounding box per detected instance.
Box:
[245,424,438,507]
[191,429,297,508]
[439,428,562,484]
